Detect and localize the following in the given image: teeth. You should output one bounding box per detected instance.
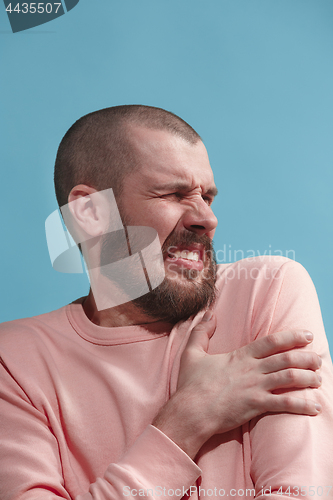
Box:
[172,249,200,261]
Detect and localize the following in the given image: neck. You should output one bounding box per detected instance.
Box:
[82,290,161,327]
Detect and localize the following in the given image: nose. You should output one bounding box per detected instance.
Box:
[181,199,218,238]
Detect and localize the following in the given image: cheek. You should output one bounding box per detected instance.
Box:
[125,201,182,242]
[145,204,180,229]
[147,214,178,246]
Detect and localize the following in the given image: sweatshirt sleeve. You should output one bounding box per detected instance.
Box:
[77,425,201,500]
[249,260,333,499]
[0,358,201,500]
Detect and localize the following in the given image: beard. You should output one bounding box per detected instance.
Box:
[98,196,217,323]
[130,229,217,323]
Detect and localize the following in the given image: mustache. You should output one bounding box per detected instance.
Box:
[162,229,215,259]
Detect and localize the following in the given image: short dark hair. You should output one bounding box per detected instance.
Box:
[54,105,201,209]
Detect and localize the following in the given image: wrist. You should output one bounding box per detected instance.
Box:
[152,389,212,459]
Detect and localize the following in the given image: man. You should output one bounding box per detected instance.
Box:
[0,105,332,499]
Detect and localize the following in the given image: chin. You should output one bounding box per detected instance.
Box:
[131,260,217,324]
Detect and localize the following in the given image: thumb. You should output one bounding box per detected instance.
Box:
[177,311,216,390]
[185,311,216,355]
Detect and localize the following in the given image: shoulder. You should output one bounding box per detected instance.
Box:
[0,305,76,406]
[216,256,311,293]
[211,257,321,349]
[0,305,70,360]
[216,255,306,277]
[211,256,327,352]
[215,255,316,317]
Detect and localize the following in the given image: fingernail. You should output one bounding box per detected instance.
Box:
[202,311,213,322]
[318,375,322,384]
[315,403,322,413]
[319,357,322,367]
[304,331,313,342]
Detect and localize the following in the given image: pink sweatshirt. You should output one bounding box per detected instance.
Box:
[0,257,332,500]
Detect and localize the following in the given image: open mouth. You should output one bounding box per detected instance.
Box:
[165,245,205,271]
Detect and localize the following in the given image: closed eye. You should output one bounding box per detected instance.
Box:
[161,193,214,205]
[202,195,213,206]
[161,192,183,201]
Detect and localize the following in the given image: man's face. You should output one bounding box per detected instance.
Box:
[117,126,219,322]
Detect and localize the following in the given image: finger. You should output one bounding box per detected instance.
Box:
[260,351,322,374]
[265,394,322,416]
[263,369,322,391]
[183,311,217,356]
[245,330,314,359]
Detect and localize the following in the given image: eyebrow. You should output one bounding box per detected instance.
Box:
[155,182,218,197]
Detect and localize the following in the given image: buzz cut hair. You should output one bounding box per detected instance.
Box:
[54,105,201,209]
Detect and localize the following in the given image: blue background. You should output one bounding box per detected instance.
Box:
[1,0,332,348]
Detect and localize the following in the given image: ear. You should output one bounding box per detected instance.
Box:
[67,185,110,238]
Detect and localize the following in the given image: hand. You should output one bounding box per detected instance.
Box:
[153,311,322,458]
